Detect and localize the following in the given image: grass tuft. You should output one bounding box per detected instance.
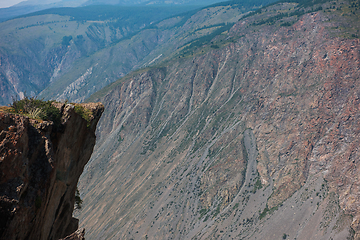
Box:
[74,104,93,127]
[9,96,61,128]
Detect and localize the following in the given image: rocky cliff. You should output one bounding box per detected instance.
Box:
[0,102,104,240]
[78,1,360,239]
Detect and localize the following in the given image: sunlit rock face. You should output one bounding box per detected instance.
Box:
[78,6,360,240]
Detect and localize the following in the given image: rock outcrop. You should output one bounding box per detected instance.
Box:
[0,102,104,240]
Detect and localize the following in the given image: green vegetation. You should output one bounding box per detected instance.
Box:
[8,96,93,128]
[241,0,332,26]
[10,96,61,127]
[212,204,221,217]
[75,188,83,210]
[233,203,239,209]
[277,0,331,8]
[62,35,73,46]
[199,208,210,219]
[252,6,324,26]
[210,0,277,9]
[253,176,263,193]
[178,23,234,57]
[259,204,279,220]
[20,5,200,34]
[74,104,92,127]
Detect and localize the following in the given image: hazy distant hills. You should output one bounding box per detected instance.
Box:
[13,0,87,7]
[83,0,224,6]
[0,0,87,22]
[12,0,223,7]
[0,0,225,22]
[0,0,273,105]
[0,4,199,104]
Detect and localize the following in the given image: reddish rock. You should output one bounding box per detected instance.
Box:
[77,9,360,239]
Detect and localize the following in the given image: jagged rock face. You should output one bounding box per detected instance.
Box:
[59,228,85,240]
[77,8,360,240]
[0,103,103,240]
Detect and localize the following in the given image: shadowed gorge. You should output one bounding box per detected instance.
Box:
[0,102,103,240]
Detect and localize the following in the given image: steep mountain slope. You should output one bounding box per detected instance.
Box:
[77,0,360,239]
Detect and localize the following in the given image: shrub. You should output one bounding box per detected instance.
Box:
[10,96,61,127]
[75,188,83,210]
[74,104,92,127]
[62,35,73,46]
[280,21,294,27]
[28,108,43,119]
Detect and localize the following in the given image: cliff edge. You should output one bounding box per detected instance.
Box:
[0,102,104,240]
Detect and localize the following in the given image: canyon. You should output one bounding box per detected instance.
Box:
[0,1,274,105]
[78,1,360,239]
[1,0,360,239]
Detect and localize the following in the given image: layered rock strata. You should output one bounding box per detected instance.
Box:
[78,7,360,240]
[0,103,103,240]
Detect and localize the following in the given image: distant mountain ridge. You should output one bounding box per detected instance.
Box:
[0,0,225,22]
[0,0,274,105]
